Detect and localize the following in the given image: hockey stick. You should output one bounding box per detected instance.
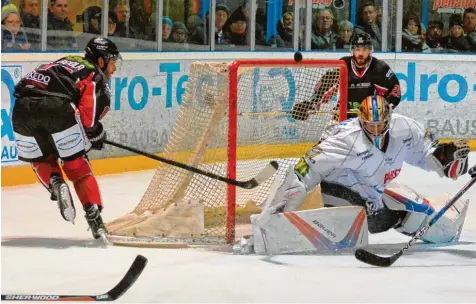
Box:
[1,254,147,301]
[104,139,279,189]
[355,177,476,267]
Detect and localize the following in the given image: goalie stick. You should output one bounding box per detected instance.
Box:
[1,254,147,301]
[355,176,476,267]
[105,139,279,189]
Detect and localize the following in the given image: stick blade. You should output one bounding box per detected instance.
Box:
[354,249,399,267]
[238,161,279,189]
[104,254,148,300]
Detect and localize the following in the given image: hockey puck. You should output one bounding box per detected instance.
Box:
[294,52,303,63]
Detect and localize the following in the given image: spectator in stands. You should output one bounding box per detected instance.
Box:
[402,13,431,53]
[311,8,338,50]
[426,20,445,52]
[186,14,201,37]
[190,3,230,45]
[268,12,294,48]
[81,6,102,35]
[354,2,382,50]
[19,0,39,49]
[170,21,187,43]
[106,11,118,37]
[443,14,471,52]
[215,3,229,43]
[2,3,30,51]
[113,1,142,39]
[463,8,476,51]
[335,20,353,50]
[222,0,266,46]
[162,16,172,41]
[47,0,77,50]
[222,8,248,45]
[19,0,39,27]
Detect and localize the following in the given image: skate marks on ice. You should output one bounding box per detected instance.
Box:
[1,236,108,249]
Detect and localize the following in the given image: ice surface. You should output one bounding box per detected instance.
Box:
[2,154,476,302]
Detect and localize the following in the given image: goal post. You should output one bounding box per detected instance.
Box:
[106,59,348,247]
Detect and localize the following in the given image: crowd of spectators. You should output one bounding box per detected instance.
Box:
[1,0,476,53]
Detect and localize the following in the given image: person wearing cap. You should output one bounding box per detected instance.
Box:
[81,6,102,35]
[162,16,173,41]
[170,21,187,43]
[1,3,30,51]
[443,14,471,52]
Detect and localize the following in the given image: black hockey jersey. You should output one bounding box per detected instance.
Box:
[14,55,111,129]
[310,56,401,115]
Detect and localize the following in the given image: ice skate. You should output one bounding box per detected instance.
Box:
[50,175,76,224]
[84,203,109,246]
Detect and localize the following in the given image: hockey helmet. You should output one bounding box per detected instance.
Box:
[358,95,392,149]
[85,36,122,70]
[350,32,373,49]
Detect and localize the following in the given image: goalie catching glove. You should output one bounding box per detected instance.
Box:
[429,140,469,180]
[85,122,106,150]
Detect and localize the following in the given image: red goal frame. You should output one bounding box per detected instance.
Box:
[225,59,349,243]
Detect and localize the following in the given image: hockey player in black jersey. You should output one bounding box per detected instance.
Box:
[12,37,121,242]
[292,32,401,120]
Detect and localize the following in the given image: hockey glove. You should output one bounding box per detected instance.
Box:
[469,164,476,178]
[85,122,106,150]
[431,140,470,180]
[291,102,314,121]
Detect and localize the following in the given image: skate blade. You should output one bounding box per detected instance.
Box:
[59,185,76,224]
[98,230,110,248]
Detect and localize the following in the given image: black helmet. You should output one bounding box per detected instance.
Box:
[350,33,373,49]
[85,36,121,69]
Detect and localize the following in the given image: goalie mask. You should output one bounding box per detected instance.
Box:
[358,95,392,149]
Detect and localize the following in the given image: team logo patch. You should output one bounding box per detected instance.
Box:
[295,157,310,177]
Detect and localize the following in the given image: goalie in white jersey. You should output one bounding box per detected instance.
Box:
[267,95,470,243]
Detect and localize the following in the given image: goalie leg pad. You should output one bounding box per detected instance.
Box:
[249,206,368,255]
[62,156,102,207]
[383,183,469,243]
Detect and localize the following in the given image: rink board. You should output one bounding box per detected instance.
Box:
[2,139,475,187]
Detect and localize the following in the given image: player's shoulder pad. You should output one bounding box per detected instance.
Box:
[372,57,392,71]
[340,56,352,64]
[324,118,361,143]
[389,113,427,145]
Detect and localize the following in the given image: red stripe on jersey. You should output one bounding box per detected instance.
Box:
[374,84,388,96]
[320,85,338,104]
[77,73,97,128]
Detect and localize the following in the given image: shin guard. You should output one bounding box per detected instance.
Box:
[62,156,102,208]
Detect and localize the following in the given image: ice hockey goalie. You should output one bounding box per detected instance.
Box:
[234,95,471,255]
